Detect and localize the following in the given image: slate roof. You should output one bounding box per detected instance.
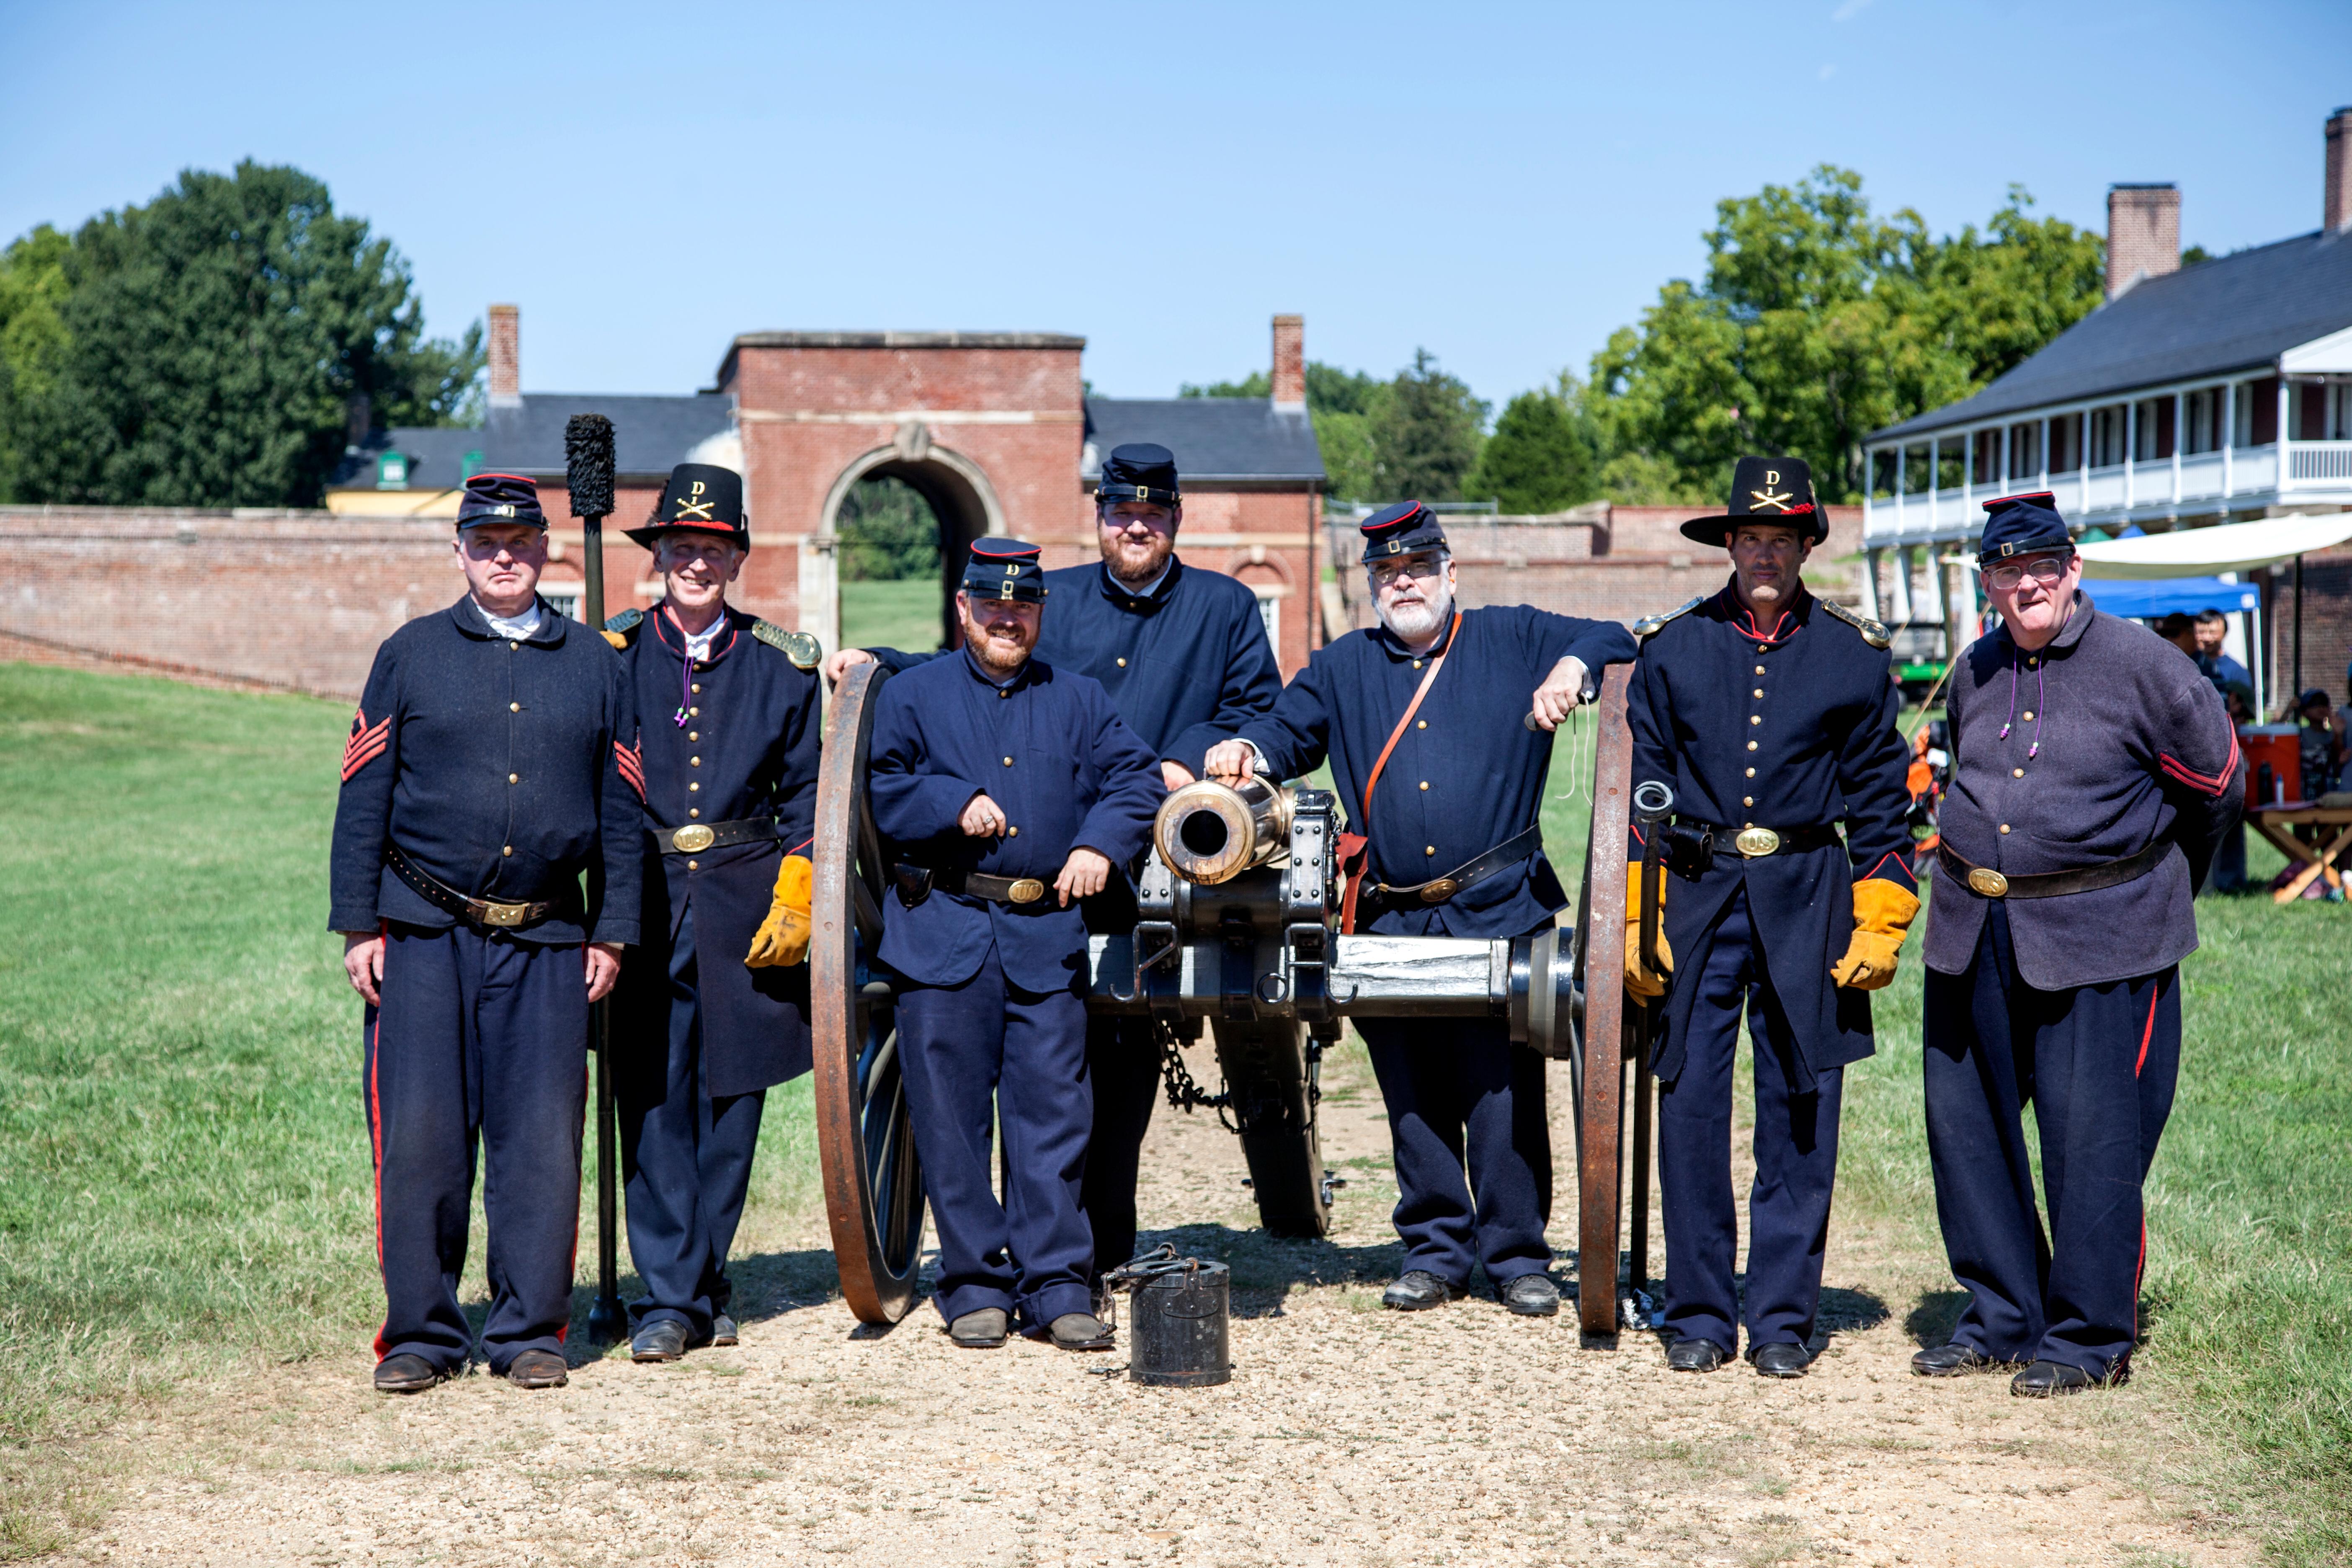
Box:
[1083,397,1325,485]
[1870,227,2352,443]
[328,393,736,493]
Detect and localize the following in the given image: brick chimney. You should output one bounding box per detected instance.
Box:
[1271,314,1305,410]
[487,303,521,407]
[2106,185,2180,299]
[2328,106,2352,233]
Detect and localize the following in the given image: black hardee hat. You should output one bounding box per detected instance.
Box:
[960,538,1049,603]
[1977,491,2073,561]
[1358,499,1448,565]
[1681,456,1827,547]
[1098,443,1180,507]
[627,464,749,550]
[455,473,547,531]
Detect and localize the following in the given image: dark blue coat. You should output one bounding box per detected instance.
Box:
[1924,596,2241,992]
[1238,605,1638,939]
[868,650,1165,993]
[868,557,1281,776]
[1626,583,1917,1084]
[330,595,642,948]
[611,605,823,1098]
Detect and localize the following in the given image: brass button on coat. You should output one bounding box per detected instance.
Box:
[509,701,520,712]
[1743,796,1753,807]
[2022,710,2035,721]
[689,781,700,792]
[688,808,700,819]
[687,859,699,870]
[1425,846,1436,856]
[502,846,513,856]
[688,731,699,741]
[2013,768,2024,777]
[690,757,701,766]
[1999,823,2010,834]
[1116,658,1127,667]
[1750,715,1761,725]
[508,773,518,784]
[1416,720,1426,729]
[1002,757,1013,766]
[1747,740,1758,751]
[691,683,701,693]
[1419,781,1429,790]
[1753,688,1764,698]
[1745,766,1755,777]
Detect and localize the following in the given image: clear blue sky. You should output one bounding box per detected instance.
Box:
[5,1,2348,408]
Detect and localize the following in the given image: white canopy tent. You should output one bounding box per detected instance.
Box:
[2074,513,2352,578]
[2073,512,2352,718]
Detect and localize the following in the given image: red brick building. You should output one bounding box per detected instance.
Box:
[329,312,1329,674]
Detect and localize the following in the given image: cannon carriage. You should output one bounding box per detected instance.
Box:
[809,661,1656,1338]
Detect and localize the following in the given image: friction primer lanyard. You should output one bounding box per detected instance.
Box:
[1337,611,1461,934]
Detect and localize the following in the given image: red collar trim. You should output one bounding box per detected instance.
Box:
[657,603,738,664]
[1718,584,1805,646]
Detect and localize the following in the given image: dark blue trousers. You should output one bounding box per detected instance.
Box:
[1924,902,2179,1379]
[364,923,587,1376]
[1656,887,1844,1355]
[895,945,1094,1330]
[1356,1017,1553,1290]
[618,905,766,1341]
[1081,1015,1161,1280]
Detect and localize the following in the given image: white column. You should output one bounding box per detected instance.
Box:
[2172,390,2184,505]
[2039,416,2051,490]
[1860,548,1884,622]
[2125,401,2138,510]
[1890,546,1917,629]
[1961,431,1974,521]
[2223,381,2236,499]
[1894,444,1906,532]
[796,533,840,664]
[2279,375,2294,495]
[2080,409,2091,496]
[2000,424,2012,491]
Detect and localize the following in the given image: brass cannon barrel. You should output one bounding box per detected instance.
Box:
[1154,777,1294,885]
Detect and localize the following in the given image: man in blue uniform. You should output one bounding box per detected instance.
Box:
[1206,502,1636,1318]
[866,538,1165,1349]
[1917,493,2241,1395]
[330,473,642,1393]
[1621,457,1920,1378]
[828,443,1280,1279]
[604,464,823,1364]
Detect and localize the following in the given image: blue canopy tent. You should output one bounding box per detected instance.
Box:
[2080,576,2259,619]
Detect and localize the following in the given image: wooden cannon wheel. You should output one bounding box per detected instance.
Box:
[809,664,928,1324]
[1571,662,1637,1337]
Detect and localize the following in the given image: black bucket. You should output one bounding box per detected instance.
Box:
[1105,1247,1230,1387]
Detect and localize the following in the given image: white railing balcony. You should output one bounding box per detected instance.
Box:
[2285,441,2352,487]
[2234,443,2279,492]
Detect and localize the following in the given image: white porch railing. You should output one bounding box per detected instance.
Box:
[2287,441,2352,484]
[1863,439,2344,544]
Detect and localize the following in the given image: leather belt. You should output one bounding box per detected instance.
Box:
[1682,820,1843,859]
[656,818,778,856]
[385,843,559,930]
[1370,823,1542,907]
[892,863,1060,913]
[1938,838,2170,900]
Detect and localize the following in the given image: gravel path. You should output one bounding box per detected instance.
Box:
[65,1045,2246,1567]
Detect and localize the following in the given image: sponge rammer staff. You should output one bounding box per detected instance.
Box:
[565,413,626,1347]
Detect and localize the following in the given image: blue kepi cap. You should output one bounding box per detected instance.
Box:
[1098,443,1179,507]
[962,538,1048,602]
[455,473,547,531]
[1978,491,2073,560]
[1358,500,1448,565]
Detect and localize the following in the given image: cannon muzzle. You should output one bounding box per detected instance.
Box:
[1155,777,1294,885]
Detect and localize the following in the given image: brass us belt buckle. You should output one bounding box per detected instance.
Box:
[477,900,530,928]
[1734,827,1782,857]
[1966,867,2010,898]
[1418,877,1460,903]
[672,824,716,854]
[1006,878,1047,904]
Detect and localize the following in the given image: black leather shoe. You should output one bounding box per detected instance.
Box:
[1500,1274,1560,1317]
[1749,1341,1814,1378]
[1382,1271,1462,1311]
[709,1313,739,1347]
[2011,1359,2108,1397]
[506,1349,569,1389]
[1666,1337,1728,1372]
[1048,1313,1115,1351]
[372,1353,445,1394]
[1912,1342,2014,1377]
[949,1309,1008,1348]
[632,1320,688,1363]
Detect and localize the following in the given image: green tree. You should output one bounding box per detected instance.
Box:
[1370,348,1486,501]
[1590,168,2103,503]
[1179,370,1270,397]
[837,476,940,580]
[1467,372,1599,512]
[15,161,483,508]
[0,225,72,502]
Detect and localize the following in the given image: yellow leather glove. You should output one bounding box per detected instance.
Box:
[745,855,814,968]
[1623,862,1672,1000]
[601,629,629,650]
[1831,877,1922,990]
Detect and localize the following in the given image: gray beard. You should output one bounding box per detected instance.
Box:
[1377,586,1454,643]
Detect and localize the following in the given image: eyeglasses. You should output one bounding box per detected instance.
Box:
[1369,557,1444,588]
[1982,554,2070,592]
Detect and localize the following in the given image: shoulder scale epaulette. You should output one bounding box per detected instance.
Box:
[753,619,823,670]
[1818,599,1891,649]
[1632,597,1705,641]
[601,607,643,650]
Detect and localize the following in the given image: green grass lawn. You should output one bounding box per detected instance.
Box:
[1,660,2347,1562]
[839,577,946,657]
